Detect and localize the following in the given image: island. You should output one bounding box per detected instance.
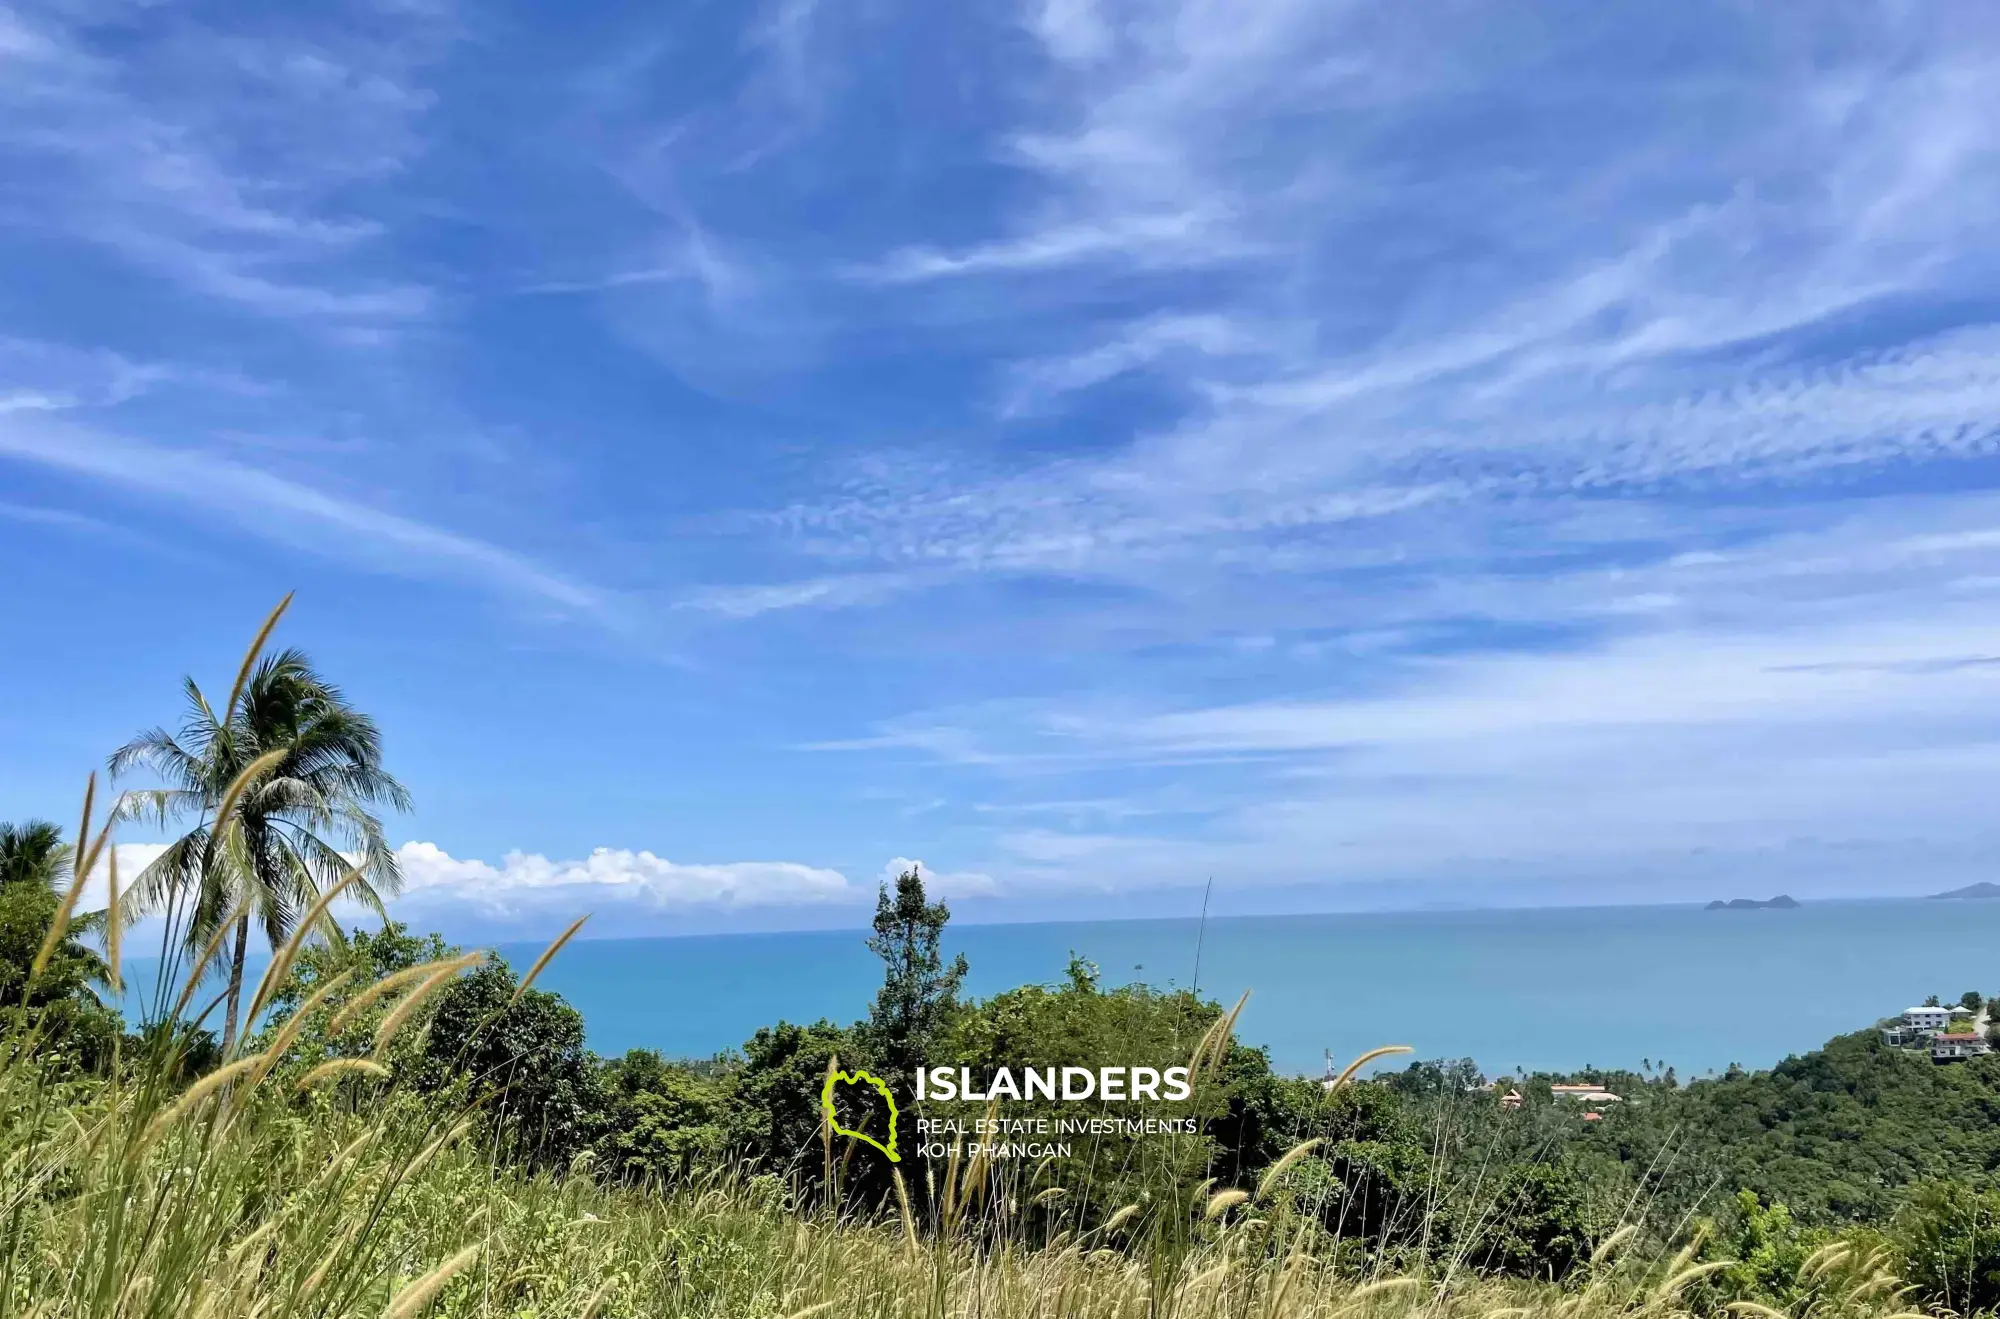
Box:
[1705,895,1801,910]
[1927,881,2000,900]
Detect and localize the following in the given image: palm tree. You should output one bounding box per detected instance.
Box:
[0,820,68,889]
[111,600,411,1052]
[0,819,110,1005]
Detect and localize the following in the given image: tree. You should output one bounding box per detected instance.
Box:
[111,600,409,1053]
[0,820,118,1065]
[410,958,603,1171]
[731,1019,862,1182]
[861,865,967,1091]
[1463,1162,1595,1280]
[1961,990,1984,1014]
[598,1049,731,1184]
[1386,1057,1484,1100]
[256,920,454,1073]
[1,820,73,892]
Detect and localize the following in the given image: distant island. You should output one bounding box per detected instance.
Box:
[1928,881,2000,900]
[1706,895,1801,910]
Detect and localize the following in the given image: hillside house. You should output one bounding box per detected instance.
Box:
[1931,1032,1991,1062]
[1904,1006,1955,1033]
[1549,1083,1621,1102]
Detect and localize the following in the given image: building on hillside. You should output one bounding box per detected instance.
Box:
[1904,1006,1955,1033]
[1931,1032,1991,1062]
[1550,1083,1622,1104]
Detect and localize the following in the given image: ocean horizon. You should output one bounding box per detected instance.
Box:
[121,896,2000,1079]
[492,896,2000,1078]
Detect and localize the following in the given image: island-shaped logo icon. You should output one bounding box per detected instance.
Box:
[820,1067,900,1162]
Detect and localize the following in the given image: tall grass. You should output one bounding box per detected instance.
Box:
[0,1050,1924,1319]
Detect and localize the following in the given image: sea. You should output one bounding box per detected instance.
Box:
[120,899,2000,1080]
[488,898,2000,1079]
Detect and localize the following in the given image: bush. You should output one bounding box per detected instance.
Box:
[1893,1179,2000,1315]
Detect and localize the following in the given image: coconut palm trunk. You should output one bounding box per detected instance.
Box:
[221,910,251,1054]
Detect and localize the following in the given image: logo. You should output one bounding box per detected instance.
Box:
[821,1067,900,1162]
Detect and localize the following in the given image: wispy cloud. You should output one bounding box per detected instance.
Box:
[0,411,609,617]
[0,0,442,327]
[825,603,2000,895]
[855,211,1246,284]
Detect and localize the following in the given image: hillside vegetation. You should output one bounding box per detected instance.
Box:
[1575,1029,2000,1224]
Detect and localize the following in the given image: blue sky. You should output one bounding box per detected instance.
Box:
[7,0,2000,938]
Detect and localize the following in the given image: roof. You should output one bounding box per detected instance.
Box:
[1906,1006,1953,1015]
[1934,1033,1984,1042]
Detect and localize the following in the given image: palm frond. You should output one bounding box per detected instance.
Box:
[108,726,210,792]
[110,788,207,829]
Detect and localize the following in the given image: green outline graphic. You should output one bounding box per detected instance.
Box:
[821,1068,900,1162]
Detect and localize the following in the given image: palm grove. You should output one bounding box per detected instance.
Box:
[5,603,2000,1317]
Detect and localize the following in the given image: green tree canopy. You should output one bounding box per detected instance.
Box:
[410,956,602,1171]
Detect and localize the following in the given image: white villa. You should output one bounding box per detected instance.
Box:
[1904,1006,1955,1033]
[1885,1006,1961,1044]
[1881,1003,1989,1059]
[1549,1083,1622,1104]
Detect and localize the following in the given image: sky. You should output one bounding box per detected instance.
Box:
[7,0,2000,939]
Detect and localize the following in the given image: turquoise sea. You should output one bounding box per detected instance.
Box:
[121,899,2000,1078]
[485,898,2000,1078]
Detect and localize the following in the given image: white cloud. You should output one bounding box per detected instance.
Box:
[999,312,1277,415]
[879,856,998,898]
[677,571,930,619]
[393,841,854,912]
[73,842,171,916]
[854,211,1241,284]
[79,841,1005,934]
